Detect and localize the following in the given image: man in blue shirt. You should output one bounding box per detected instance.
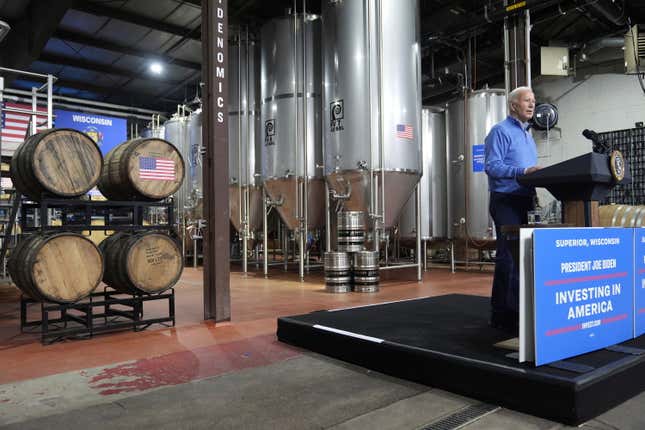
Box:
[484,86,540,333]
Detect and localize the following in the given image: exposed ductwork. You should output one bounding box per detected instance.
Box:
[423,72,464,99]
[576,0,626,27]
[579,36,624,62]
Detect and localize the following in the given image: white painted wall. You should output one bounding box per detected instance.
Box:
[531,73,645,204]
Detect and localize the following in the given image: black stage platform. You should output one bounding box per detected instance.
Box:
[277,294,645,425]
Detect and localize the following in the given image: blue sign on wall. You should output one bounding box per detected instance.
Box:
[54,109,127,154]
[533,228,634,366]
[472,144,485,172]
[635,229,645,337]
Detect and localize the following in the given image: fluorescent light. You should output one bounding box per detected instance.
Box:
[149,62,163,75]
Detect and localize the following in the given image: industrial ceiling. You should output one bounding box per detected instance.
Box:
[0,0,642,112]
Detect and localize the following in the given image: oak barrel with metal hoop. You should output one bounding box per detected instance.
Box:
[10,128,103,200]
[599,204,645,227]
[8,233,103,303]
[99,231,183,294]
[98,138,185,201]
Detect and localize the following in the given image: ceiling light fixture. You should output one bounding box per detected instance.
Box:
[149,62,163,75]
[0,20,11,44]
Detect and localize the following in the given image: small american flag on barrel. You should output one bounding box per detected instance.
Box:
[396,124,414,140]
[139,157,176,180]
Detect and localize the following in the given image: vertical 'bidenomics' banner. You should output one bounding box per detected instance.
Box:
[533,228,634,366]
[201,0,230,321]
[54,109,127,154]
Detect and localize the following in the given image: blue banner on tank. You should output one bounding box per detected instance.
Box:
[472,144,485,173]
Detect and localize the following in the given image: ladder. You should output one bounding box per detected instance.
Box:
[0,186,21,276]
[0,68,55,277]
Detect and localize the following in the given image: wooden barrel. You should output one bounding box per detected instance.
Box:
[635,207,645,227]
[99,231,183,294]
[10,129,102,200]
[8,233,103,303]
[98,138,185,201]
[599,205,621,226]
[599,205,645,227]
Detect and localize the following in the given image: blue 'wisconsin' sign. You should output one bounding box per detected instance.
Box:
[533,228,634,366]
[54,109,127,155]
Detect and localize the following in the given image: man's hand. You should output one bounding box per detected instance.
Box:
[524,166,541,175]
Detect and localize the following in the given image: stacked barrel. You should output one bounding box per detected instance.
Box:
[8,130,184,303]
[98,137,185,201]
[323,211,379,293]
[599,204,645,227]
[8,233,103,303]
[99,231,183,295]
[11,129,103,201]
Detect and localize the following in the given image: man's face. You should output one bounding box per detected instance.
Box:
[511,90,535,123]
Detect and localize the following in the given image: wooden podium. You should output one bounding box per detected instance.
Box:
[517,152,630,227]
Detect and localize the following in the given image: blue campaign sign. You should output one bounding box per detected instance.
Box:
[472,144,485,172]
[635,229,645,336]
[533,228,634,366]
[54,109,127,154]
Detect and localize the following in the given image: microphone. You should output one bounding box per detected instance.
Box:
[582,129,610,154]
[582,129,598,141]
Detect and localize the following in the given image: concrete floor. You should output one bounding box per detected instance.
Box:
[0,266,642,429]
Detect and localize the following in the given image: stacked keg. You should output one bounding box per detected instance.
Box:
[337,211,366,252]
[323,251,352,293]
[353,250,379,293]
[323,211,379,293]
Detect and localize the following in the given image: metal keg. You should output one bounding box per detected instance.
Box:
[337,211,366,252]
[353,251,379,293]
[324,252,352,293]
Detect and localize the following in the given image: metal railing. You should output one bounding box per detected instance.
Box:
[0,68,56,277]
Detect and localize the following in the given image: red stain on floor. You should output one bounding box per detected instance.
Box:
[88,334,300,396]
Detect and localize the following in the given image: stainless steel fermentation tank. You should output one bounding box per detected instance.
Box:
[261,13,323,231]
[261,12,323,279]
[187,109,203,216]
[163,111,190,223]
[322,0,422,238]
[229,31,263,243]
[140,127,164,138]
[446,89,506,243]
[399,107,447,244]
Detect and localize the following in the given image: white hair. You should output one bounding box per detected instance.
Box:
[508,86,534,104]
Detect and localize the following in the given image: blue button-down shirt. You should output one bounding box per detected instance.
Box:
[484,115,538,195]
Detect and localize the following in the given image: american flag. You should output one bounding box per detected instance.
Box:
[1,102,48,155]
[139,156,176,181]
[396,124,414,140]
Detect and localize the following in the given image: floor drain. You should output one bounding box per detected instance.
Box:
[421,403,500,430]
